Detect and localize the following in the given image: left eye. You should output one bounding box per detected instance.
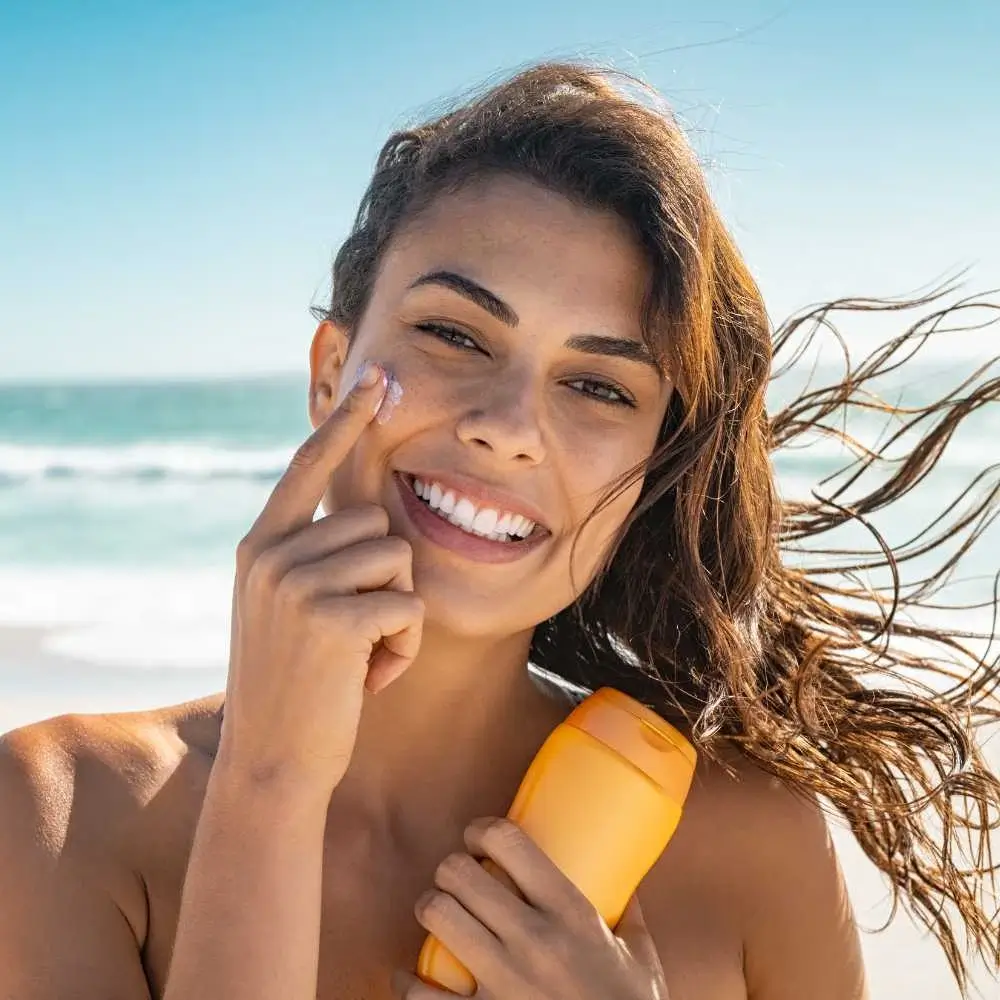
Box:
[414,322,484,353]
[565,378,635,407]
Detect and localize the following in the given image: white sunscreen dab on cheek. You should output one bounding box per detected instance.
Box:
[375,370,403,424]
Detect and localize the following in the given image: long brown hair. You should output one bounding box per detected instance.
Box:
[315,61,1000,992]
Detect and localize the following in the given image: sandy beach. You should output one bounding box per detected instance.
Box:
[1,624,996,999]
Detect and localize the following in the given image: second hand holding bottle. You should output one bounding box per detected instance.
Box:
[416,687,698,995]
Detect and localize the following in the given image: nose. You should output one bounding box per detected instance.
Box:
[454,373,546,465]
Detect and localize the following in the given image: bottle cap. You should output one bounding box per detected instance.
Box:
[565,687,697,803]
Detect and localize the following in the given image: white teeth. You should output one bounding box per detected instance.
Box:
[409,476,540,542]
[510,514,535,538]
[453,497,477,531]
[472,507,499,535]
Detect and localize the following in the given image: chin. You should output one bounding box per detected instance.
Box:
[410,566,564,644]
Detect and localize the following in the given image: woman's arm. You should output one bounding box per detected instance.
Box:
[162,757,333,1000]
[0,727,152,1000]
[164,365,421,999]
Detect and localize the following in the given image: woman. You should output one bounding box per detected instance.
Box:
[0,61,997,1000]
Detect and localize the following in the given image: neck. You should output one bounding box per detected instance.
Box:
[332,621,575,850]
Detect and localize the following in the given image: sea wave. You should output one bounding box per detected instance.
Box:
[0,442,294,484]
[0,422,994,489]
[0,564,993,676]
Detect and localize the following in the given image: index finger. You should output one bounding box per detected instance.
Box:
[250,361,388,543]
[463,817,584,915]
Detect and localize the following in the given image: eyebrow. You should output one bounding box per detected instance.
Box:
[410,269,519,326]
[407,269,661,374]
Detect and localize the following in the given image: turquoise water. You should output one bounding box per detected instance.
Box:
[0,375,307,567]
[0,365,996,671]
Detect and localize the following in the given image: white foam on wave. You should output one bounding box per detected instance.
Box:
[0,442,293,481]
[0,560,993,684]
[0,567,233,669]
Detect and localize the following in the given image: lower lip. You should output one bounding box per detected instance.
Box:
[394,473,549,565]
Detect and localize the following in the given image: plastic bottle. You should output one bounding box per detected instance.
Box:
[416,686,698,995]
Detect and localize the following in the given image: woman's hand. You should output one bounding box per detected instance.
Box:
[218,360,425,801]
[393,817,670,1000]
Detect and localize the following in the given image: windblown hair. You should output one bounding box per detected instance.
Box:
[316,61,1000,991]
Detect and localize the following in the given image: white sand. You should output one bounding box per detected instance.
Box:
[0,625,996,999]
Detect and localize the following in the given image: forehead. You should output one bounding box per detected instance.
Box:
[380,176,649,333]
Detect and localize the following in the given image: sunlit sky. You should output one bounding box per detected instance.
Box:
[1,0,997,381]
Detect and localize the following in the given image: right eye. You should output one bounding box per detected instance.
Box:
[413,322,486,354]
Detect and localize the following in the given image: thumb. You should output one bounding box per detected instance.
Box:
[615,894,660,967]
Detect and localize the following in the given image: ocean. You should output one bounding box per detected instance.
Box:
[0,363,997,712]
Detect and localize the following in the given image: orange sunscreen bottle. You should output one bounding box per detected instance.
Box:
[416,686,697,995]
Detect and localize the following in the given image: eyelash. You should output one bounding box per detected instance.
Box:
[413,321,637,408]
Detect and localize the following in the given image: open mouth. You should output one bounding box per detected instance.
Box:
[401,473,547,545]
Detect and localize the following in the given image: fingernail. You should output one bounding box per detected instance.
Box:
[375,372,403,425]
[356,360,382,389]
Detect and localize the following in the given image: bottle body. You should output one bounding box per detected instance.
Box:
[416,687,696,995]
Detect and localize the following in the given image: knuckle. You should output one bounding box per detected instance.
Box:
[383,535,413,562]
[360,503,390,533]
[289,436,324,471]
[235,534,259,573]
[328,600,372,640]
[483,817,523,854]
[274,564,311,605]
[245,546,283,592]
[337,502,389,533]
[418,888,453,922]
[312,597,351,628]
[339,387,360,410]
[336,391,365,419]
[437,851,475,885]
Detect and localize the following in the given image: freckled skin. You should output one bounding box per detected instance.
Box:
[311,176,671,641]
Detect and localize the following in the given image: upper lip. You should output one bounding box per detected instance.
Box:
[400,469,552,533]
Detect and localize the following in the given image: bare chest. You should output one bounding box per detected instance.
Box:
[136,844,745,1000]
[137,849,435,999]
[127,745,745,1000]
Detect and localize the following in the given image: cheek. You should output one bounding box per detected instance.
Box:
[323,360,456,508]
[370,368,460,460]
[566,478,644,583]
[366,342,467,428]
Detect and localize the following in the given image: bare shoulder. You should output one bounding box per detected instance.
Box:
[0,694,224,999]
[646,748,869,1000]
[687,746,833,851]
[0,692,224,836]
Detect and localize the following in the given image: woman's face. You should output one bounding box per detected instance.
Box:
[310,175,673,640]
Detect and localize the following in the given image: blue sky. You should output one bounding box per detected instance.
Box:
[1,0,997,381]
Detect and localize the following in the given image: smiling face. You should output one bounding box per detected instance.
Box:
[309,175,673,640]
